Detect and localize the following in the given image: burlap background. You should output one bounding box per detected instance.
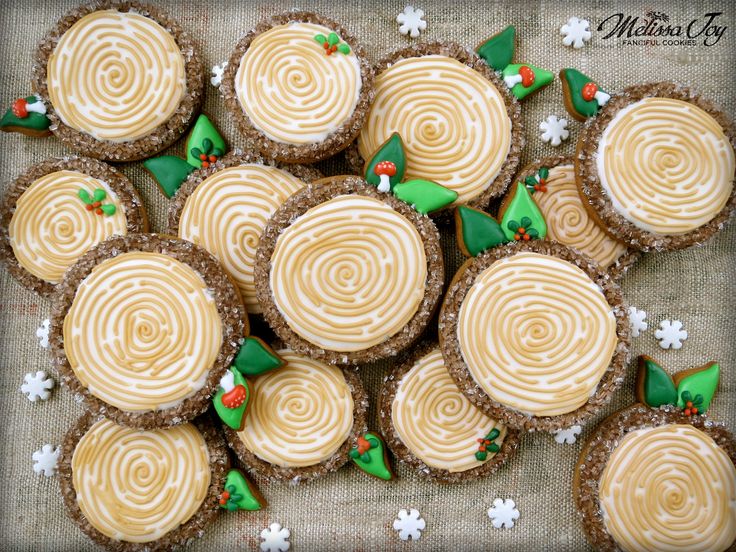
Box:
[0,1,734,550]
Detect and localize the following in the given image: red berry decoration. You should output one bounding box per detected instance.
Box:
[519,66,535,88]
[199,153,207,161]
[202,161,210,168]
[221,384,248,408]
[582,82,598,102]
[209,155,217,163]
[11,98,28,118]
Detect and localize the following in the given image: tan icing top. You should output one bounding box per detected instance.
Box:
[47,10,186,142]
[392,348,507,473]
[63,252,222,411]
[269,194,427,352]
[597,97,735,235]
[457,252,617,417]
[534,165,628,268]
[358,55,511,205]
[72,419,210,543]
[237,349,354,467]
[236,22,362,145]
[178,165,306,314]
[8,170,127,284]
[599,424,736,552]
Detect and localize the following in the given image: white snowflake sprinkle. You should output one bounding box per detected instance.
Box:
[553,425,582,444]
[397,6,427,38]
[655,320,688,349]
[32,444,60,477]
[393,508,426,541]
[260,523,290,552]
[560,17,591,48]
[36,319,50,348]
[21,371,54,402]
[488,498,519,529]
[539,115,569,146]
[211,62,228,88]
[629,307,648,337]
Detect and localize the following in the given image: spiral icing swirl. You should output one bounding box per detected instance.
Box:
[457,252,617,416]
[72,419,210,543]
[8,170,127,283]
[236,22,362,145]
[358,55,511,205]
[47,10,186,142]
[178,165,306,314]
[600,424,736,552]
[237,349,354,467]
[270,195,427,352]
[597,97,735,235]
[63,252,222,412]
[534,165,628,268]
[392,348,507,472]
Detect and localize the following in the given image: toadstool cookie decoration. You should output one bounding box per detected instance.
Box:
[476,26,554,100]
[559,68,610,121]
[0,96,51,137]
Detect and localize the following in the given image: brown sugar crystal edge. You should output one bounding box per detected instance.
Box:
[48,233,248,430]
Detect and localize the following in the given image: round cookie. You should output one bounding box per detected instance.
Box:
[576,82,736,251]
[255,176,443,365]
[224,347,367,482]
[168,152,321,314]
[507,157,639,280]
[49,234,247,429]
[348,42,523,212]
[58,413,227,550]
[379,343,519,483]
[0,157,147,296]
[220,12,373,163]
[574,405,736,552]
[439,241,630,432]
[32,1,203,161]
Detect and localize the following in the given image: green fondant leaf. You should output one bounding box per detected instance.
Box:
[520,216,531,228]
[640,358,678,407]
[500,182,547,241]
[232,337,285,377]
[456,205,508,257]
[487,428,501,441]
[526,228,539,238]
[560,68,609,120]
[507,220,519,232]
[190,147,202,159]
[212,147,224,157]
[143,156,195,198]
[524,175,538,188]
[337,43,350,55]
[676,363,719,413]
[186,114,227,167]
[202,138,213,154]
[538,167,549,179]
[100,204,116,216]
[392,179,458,214]
[314,33,327,44]
[488,443,500,453]
[78,189,92,204]
[213,369,249,430]
[503,63,554,100]
[350,432,393,481]
[475,451,488,461]
[365,133,406,189]
[360,452,371,462]
[92,188,107,202]
[327,32,339,46]
[220,470,264,511]
[476,26,515,71]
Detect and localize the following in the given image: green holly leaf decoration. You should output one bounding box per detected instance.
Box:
[337,43,351,55]
[502,63,554,100]
[328,32,340,46]
[636,356,678,408]
[476,26,515,71]
[364,133,406,189]
[232,337,285,377]
[219,469,265,511]
[78,189,93,205]
[100,204,116,216]
[314,33,327,44]
[92,188,107,202]
[500,182,547,241]
[674,362,720,414]
[0,96,52,136]
[349,432,393,481]
[560,68,610,121]
[392,179,458,214]
[186,114,227,168]
[455,205,508,257]
[213,369,250,430]
[143,156,195,198]
[538,167,549,180]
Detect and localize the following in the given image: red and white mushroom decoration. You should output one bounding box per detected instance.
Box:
[374,160,397,192]
[581,82,610,107]
[219,370,248,409]
[11,97,46,119]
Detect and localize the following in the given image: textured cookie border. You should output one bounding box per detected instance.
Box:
[49,233,248,429]
[58,412,228,552]
[573,404,736,551]
[31,0,204,162]
[345,41,523,217]
[220,11,374,164]
[438,240,631,433]
[223,363,368,483]
[254,175,444,365]
[0,156,148,297]
[511,155,640,281]
[576,82,736,252]
[379,341,520,483]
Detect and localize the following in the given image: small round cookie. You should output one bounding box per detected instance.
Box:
[380,343,519,483]
[348,42,522,211]
[224,347,367,482]
[32,1,203,161]
[574,405,736,552]
[220,12,373,163]
[168,152,321,315]
[49,234,247,428]
[577,82,736,251]
[58,413,227,550]
[255,176,443,365]
[0,157,146,296]
[439,241,630,432]
[508,157,639,280]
